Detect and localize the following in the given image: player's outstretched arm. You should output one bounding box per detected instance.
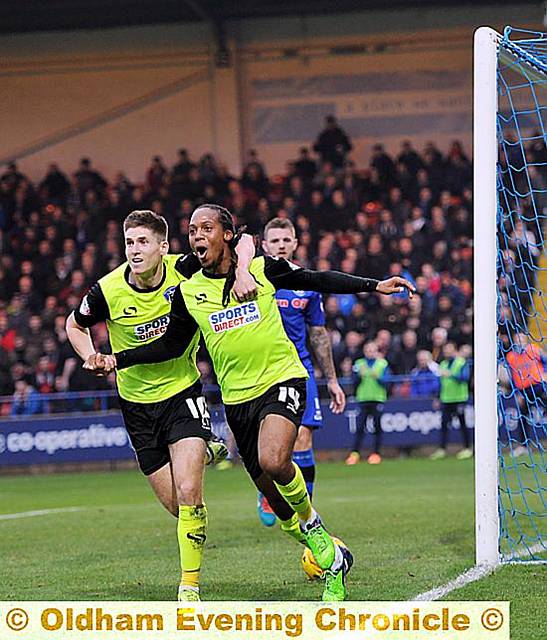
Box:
[84,287,199,375]
[263,256,416,297]
[233,233,258,302]
[117,287,197,370]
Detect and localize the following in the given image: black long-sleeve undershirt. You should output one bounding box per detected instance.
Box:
[264,257,379,294]
[116,257,380,370]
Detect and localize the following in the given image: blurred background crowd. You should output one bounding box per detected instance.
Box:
[0,116,493,412]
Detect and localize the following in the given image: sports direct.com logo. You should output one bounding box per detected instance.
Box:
[134,315,170,341]
[209,302,261,333]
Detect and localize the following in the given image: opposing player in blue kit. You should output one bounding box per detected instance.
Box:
[257,218,346,526]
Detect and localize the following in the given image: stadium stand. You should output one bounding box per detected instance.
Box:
[0,136,488,412]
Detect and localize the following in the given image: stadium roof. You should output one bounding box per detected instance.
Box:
[0,0,539,35]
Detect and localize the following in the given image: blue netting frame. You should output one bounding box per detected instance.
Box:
[496,27,547,563]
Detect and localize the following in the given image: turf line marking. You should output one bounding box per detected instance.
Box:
[0,507,84,521]
[413,564,496,601]
[413,542,546,601]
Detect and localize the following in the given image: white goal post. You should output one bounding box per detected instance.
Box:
[473,26,501,568]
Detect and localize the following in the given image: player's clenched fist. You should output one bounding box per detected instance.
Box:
[83,353,117,375]
[232,266,258,302]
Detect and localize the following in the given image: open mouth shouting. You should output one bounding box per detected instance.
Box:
[194,244,208,263]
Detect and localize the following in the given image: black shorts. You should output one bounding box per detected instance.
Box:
[119,381,212,476]
[224,377,307,481]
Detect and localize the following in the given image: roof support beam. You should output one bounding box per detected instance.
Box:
[181,0,231,67]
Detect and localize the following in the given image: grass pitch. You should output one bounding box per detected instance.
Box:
[0,459,545,639]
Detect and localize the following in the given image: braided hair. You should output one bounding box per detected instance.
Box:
[192,204,247,307]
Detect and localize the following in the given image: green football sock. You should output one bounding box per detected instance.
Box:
[178,504,207,588]
[279,512,307,545]
[274,463,313,521]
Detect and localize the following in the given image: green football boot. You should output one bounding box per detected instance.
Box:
[322,545,354,601]
[300,515,335,570]
[177,586,201,601]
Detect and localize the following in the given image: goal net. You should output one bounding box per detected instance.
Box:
[475,26,546,566]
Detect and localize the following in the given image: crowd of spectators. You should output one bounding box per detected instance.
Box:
[0,116,504,413]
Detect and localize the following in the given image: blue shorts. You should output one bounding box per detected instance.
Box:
[302,374,323,429]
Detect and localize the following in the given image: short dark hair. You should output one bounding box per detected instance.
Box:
[124,210,168,240]
[264,217,296,238]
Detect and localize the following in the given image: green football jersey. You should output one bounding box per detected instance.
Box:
[99,254,200,403]
[180,256,307,404]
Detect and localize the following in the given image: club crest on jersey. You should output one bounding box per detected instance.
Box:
[163,286,176,303]
[134,314,170,341]
[209,302,261,333]
[79,295,91,316]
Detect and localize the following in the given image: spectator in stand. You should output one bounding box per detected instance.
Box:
[377,208,399,250]
[430,342,472,460]
[243,149,267,181]
[422,141,444,188]
[0,137,476,403]
[313,115,352,168]
[339,330,364,363]
[146,156,167,195]
[11,376,46,416]
[241,154,269,200]
[506,332,546,456]
[387,186,411,223]
[74,158,106,197]
[375,329,393,360]
[391,329,418,374]
[370,143,396,190]
[198,152,219,184]
[35,355,56,393]
[112,171,134,203]
[361,234,390,280]
[294,147,317,184]
[430,327,448,363]
[23,314,46,363]
[39,163,70,204]
[410,350,440,398]
[1,161,27,194]
[445,140,472,195]
[172,148,195,180]
[397,140,423,178]
[17,275,43,314]
[0,313,16,353]
[346,341,390,466]
[361,167,383,202]
[0,344,12,395]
